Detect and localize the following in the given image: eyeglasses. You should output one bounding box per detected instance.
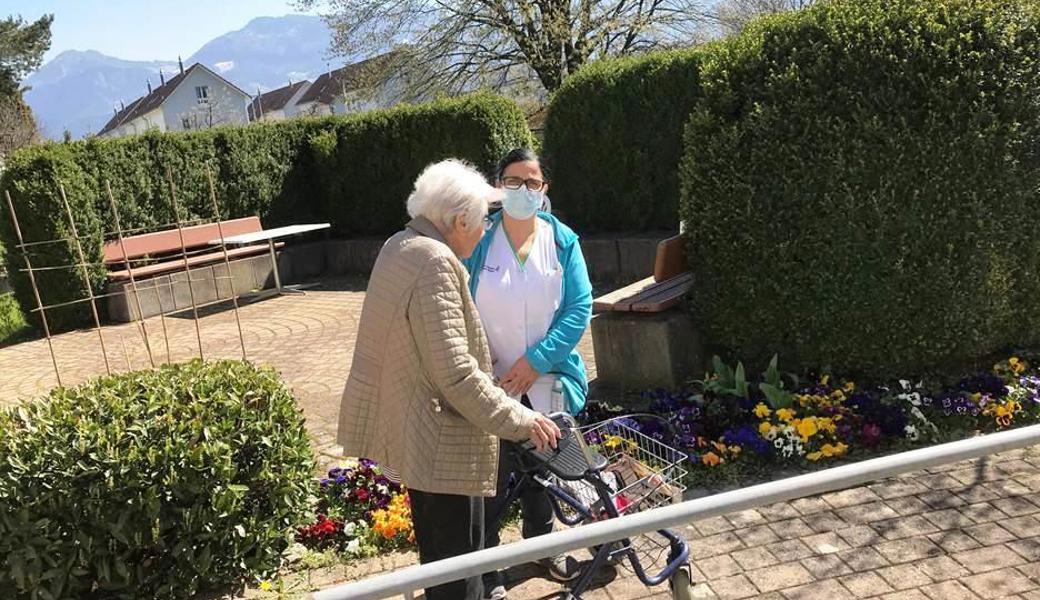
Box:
[500,176,547,191]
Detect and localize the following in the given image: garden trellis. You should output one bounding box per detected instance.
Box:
[3,167,248,385]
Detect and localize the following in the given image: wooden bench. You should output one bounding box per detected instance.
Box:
[103,217,283,322]
[593,235,692,314]
[103,217,274,280]
[590,235,701,391]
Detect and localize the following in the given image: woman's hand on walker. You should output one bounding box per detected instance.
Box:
[500,357,539,396]
[528,414,561,452]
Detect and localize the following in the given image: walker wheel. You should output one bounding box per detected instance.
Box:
[668,564,695,600]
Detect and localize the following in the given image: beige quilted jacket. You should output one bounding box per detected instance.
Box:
[338,216,538,496]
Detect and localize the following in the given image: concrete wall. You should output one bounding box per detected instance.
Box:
[104,234,668,322]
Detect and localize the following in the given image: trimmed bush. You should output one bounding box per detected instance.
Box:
[0,360,315,599]
[0,93,534,331]
[543,48,705,232]
[679,0,1040,379]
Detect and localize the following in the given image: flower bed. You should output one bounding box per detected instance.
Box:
[293,355,1040,565]
[579,356,1040,488]
[294,459,415,558]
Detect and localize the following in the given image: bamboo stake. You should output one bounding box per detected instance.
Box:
[4,190,62,386]
[104,180,155,368]
[166,168,204,359]
[59,184,111,376]
[206,169,247,360]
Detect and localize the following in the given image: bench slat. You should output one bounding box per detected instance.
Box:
[593,272,694,314]
[107,243,276,281]
[632,273,693,312]
[593,276,655,313]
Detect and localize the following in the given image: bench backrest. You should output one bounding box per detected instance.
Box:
[653,235,688,282]
[103,217,263,264]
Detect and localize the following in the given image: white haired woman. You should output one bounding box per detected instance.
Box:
[338,159,561,600]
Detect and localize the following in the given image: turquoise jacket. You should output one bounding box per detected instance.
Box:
[462,211,592,415]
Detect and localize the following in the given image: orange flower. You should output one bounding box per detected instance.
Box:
[702,452,723,467]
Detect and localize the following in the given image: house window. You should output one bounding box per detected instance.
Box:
[195,86,209,104]
[181,116,191,130]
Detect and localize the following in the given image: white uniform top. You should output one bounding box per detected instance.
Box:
[476,220,564,414]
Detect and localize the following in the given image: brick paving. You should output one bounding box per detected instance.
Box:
[1,279,1039,600]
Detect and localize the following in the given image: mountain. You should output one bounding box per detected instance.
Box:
[23,15,337,140]
[186,14,338,96]
[23,51,179,140]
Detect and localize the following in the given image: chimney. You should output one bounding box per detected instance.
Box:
[159,69,165,85]
[113,107,118,116]
[120,101,125,111]
[147,79,152,94]
[178,55,184,74]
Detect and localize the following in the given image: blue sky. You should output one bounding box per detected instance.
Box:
[3,0,315,62]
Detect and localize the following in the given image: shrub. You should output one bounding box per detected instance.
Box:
[0,292,27,345]
[0,360,315,599]
[543,48,705,232]
[679,0,1040,379]
[0,93,534,331]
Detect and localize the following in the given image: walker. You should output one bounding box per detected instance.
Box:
[490,413,696,599]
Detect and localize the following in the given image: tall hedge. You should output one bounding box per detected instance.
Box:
[543,48,704,232]
[0,93,534,331]
[679,0,1040,379]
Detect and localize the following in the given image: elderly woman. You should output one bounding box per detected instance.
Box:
[338,159,561,600]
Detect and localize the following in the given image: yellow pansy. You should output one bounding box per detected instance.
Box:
[777,408,796,423]
[797,417,819,440]
[754,403,772,418]
[807,451,823,462]
[843,381,856,393]
[820,374,830,386]
[759,421,773,436]
[259,581,273,592]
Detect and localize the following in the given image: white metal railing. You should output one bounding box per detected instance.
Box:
[313,424,1040,600]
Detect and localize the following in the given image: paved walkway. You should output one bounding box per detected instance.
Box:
[1,280,1038,600]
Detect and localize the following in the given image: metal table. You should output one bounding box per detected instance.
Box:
[210,223,331,295]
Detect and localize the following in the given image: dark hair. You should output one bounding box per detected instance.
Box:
[494,148,548,182]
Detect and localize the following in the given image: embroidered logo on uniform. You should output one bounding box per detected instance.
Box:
[482,265,500,273]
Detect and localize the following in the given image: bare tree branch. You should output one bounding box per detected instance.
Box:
[297,0,712,99]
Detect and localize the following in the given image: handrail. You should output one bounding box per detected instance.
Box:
[313,423,1040,600]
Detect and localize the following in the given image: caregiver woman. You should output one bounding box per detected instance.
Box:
[339,159,561,600]
[463,148,593,597]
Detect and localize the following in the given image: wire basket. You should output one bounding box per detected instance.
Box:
[551,417,689,573]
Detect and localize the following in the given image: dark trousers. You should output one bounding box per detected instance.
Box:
[482,436,555,587]
[409,489,485,600]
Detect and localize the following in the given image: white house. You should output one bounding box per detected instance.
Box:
[292,53,400,117]
[247,80,312,122]
[98,61,251,138]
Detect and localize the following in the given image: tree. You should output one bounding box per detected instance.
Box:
[0,94,37,157]
[0,14,53,97]
[298,0,711,99]
[711,0,816,35]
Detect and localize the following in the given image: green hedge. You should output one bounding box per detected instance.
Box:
[0,93,534,331]
[543,48,705,232]
[0,360,314,599]
[679,0,1040,379]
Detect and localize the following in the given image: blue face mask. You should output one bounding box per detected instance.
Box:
[502,188,542,220]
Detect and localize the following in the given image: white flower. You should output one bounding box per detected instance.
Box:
[377,484,389,495]
[344,522,358,537]
[342,458,360,470]
[346,538,361,554]
[905,425,919,441]
[899,380,911,391]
